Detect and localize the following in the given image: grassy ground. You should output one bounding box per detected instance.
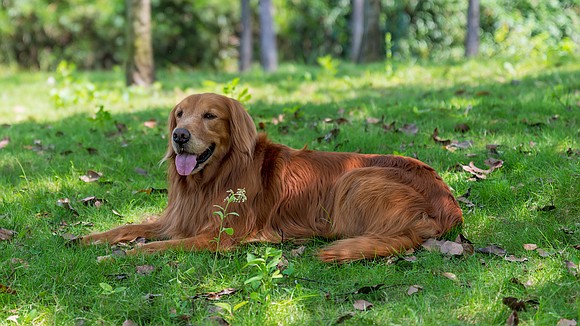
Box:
[0,56,579,325]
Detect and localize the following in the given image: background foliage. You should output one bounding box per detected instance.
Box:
[1,0,578,70]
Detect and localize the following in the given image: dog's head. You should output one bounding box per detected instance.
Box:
[163,93,257,176]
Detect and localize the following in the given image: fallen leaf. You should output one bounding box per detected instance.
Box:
[56,198,79,216]
[476,245,506,256]
[0,228,16,241]
[112,209,123,217]
[573,244,580,250]
[484,158,504,170]
[565,261,578,276]
[422,238,444,251]
[462,160,503,179]
[135,167,148,176]
[318,128,340,143]
[557,318,577,326]
[504,255,528,262]
[502,297,527,311]
[457,196,475,208]
[79,170,102,183]
[136,265,156,275]
[407,284,423,295]
[442,272,457,281]
[536,248,552,257]
[432,128,451,145]
[290,245,306,257]
[191,288,237,300]
[445,140,473,151]
[143,119,157,129]
[403,255,417,262]
[353,299,373,311]
[475,90,491,97]
[0,137,9,149]
[366,117,380,124]
[399,123,418,135]
[506,310,519,326]
[523,244,538,251]
[122,320,138,326]
[80,196,105,208]
[440,241,464,256]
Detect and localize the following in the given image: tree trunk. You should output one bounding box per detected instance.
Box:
[352,0,382,63]
[239,0,253,72]
[259,0,278,72]
[465,0,480,57]
[350,0,364,62]
[126,0,155,86]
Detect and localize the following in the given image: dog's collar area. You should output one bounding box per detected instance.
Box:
[194,143,216,169]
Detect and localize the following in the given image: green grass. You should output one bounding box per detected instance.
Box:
[1,56,579,325]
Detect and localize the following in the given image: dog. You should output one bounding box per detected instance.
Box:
[82,93,463,262]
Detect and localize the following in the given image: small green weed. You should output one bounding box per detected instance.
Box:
[211,188,247,273]
[222,77,252,104]
[316,55,339,78]
[244,247,283,304]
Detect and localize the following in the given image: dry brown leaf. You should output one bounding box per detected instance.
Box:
[136,265,156,275]
[143,119,157,129]
[502,297,527,311]
[565,261,578,276]
[353,299,373,311]
[536,248,552,257]
[0,137,9,149]
[366,117,380,124]
[422,238,444,251]
[432,128,451,145]
[56,198,79,216]
[399,123,418,135]
[476,245,506,256]
[523,244,538,251]
[122,320,138,326]
[403,256,417,262]
[440,241,464,256]
[0,228,16,241]
[79,170,102,183]
[291,245,306,257]
[442,272,457,281]
[506,310,519,326]
[407,284,423,295]
[557,318,577,326]
[191,288,237,301]
[504,255,528,263]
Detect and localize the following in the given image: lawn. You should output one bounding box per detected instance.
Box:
[0,56,579,325]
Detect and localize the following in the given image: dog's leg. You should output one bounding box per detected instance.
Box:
[125,233,230,254]
[81,222,164,245]
[318,233,421,263]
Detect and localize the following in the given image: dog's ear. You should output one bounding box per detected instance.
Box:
[161,105,178,164]
[226,98,257,157]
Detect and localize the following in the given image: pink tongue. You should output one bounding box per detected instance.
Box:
[175,153,198,176]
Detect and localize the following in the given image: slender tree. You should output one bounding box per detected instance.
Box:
[351,0,382,63]
[259,0,278,72]
[239,0,253,72]
[350,0,364,62]
[465,0,480,57]
[126,0,155,86]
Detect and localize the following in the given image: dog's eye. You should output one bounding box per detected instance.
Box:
[203,112,217,120]
[176,110,183,119]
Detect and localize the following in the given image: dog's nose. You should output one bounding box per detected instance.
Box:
[173,128,191,145]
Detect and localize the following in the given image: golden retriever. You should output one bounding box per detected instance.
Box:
[82,93,463,262]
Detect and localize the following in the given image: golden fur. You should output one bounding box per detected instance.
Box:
[82,93,463,262]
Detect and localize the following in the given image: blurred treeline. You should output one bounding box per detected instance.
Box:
[0,0,578,71]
